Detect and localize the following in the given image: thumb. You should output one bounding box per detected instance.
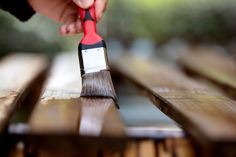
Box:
[72,0,94,8]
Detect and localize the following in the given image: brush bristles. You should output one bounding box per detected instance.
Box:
[81,70,117,102]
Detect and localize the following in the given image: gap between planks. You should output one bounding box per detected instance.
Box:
[112,54,236,153]
[29,52,125,137]
[0,53,49,134]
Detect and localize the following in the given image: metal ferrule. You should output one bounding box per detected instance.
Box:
[79,47,109,75]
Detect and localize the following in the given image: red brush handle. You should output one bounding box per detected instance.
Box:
[78,4,102,45]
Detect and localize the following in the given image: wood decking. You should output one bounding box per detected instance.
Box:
[1,50,236,157]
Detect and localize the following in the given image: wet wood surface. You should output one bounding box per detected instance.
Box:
[0,54,48,134]
[112,54,236,151]
[7,53,185,156]
[26,53,125,153]
[29,53,124,136]
[7,52,236,156]
[7,52,234,156]
[179,47,236,98]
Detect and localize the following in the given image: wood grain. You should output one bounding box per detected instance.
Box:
[27,53,125,153]
[179,47,236,98]
[112,54,236,151]
[29,53,124,136]
[0,54,48,134]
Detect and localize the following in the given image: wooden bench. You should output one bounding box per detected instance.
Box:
[112,53,236,156]
[7,53,126,157]
[1,51,236,157]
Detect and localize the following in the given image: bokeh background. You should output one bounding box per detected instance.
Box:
[0,0,236,57]
[1,1,236,150]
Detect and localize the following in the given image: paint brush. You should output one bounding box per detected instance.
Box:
[78,3,117,105]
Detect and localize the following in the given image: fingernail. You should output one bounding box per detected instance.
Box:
[77,0,93,8]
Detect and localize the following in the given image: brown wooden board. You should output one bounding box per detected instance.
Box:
[179,47,236,98]
[25,53,125,153]
[0,54,48,134]
[8,138,195,157]
[112,54,236,154]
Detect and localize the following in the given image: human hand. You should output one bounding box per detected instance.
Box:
[28,0,108,35]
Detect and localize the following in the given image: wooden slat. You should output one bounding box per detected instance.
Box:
[112,54,236,152]
[157,138,195,157]
[124,141,137,157]
[179,47,236,98]
[174,139,195,157]
[9,139,196,157]
[158,141,172,157]
[29,53,124,136]
[0,54,48,134]
[27,53,125,153]
[138,140,156,157]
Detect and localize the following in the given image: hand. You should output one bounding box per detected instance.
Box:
[28,0,108,35]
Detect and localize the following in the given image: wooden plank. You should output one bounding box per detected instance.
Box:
[124,141,137,157]
[27,53,125,152]
[9,139,196,157]
[158,140,172,157]
[157,138,195,157]
[29,53,124,136]
[173,138,195,157]
[112,54,236,152]
[0,54,48,134]
[138,140,156,157]
[179,47,236,98]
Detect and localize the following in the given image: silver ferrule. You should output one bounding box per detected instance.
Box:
[79,47,109,75]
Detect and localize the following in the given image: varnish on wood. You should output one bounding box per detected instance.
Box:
[27,53,125,153]
[179,47,236,98]
[0,54,48,134]
[29,53,124,136]
[112,54,236,154]
[5,52,236,157]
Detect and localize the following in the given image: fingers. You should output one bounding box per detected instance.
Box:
[61,0,108,35]
[95,0,108,21]
[60,22,82,35]
[72,0,108,21]
[72,0,94,8]
[60,14,82,35]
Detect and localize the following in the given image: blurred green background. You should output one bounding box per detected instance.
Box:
[0,0,236,56]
